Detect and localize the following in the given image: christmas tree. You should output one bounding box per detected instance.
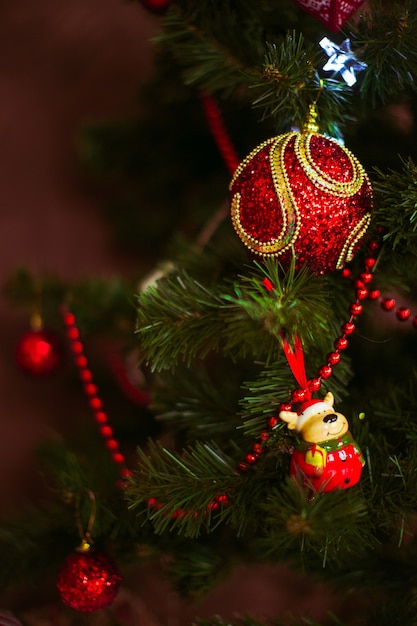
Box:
[3,0,417,623]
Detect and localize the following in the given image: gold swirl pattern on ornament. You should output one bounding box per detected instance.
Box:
[295,134,365,197]
[230,133,300,256]
[336,212,372,270]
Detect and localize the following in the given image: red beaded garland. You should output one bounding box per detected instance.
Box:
[61,308,130,487]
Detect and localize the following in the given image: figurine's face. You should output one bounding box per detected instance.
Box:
[300,410,349,443]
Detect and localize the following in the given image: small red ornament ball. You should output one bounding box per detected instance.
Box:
[230,126,372,274]
[57,549,121,613]
[15,329,61,376]
[138,0,171,14]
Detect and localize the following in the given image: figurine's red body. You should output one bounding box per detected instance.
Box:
[290,432,364,492]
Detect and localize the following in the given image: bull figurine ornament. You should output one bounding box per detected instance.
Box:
[279,333,364,493]
[280,392,364,492]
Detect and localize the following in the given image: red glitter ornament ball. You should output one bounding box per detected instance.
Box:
[57,548,121,613]
[138,0,171,14]
[293,0,365,32]
[15,329,61,376]
[230,113,373,275]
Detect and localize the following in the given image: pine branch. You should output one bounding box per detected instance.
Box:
[158,9,353,133]
[258,479,375,570]
[355,0,417,105]
[372,157,417,256]
[135,259,332,372]
[152,363,245,445]
[127,440,238,537]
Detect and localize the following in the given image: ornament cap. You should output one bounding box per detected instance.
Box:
[302,104,320,134]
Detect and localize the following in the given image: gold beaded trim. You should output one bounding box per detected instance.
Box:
[295,133,365,197]
[230,133,300,256]
[336,211,372,270]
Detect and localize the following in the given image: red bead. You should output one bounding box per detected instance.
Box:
[369,241,379,252]
[327,351,341,365]
[350,303,363,316]
[106,439,119,451]
[238,462,248,472]
[260,431,270,442]
[262,277,274,291]
[84,383,98,397]
[63,313,75,327]
[71,340,84,355]
[319,364,332,379]
[268,416,279,428]
[365,257,376,269]
[112,452,125,465]
[307,378,321,392]
[396,307,411,321]
[216,494,229,505]
[15,330,61,376]
[356,287,368,300]
[291,388,308,403]
[94,411,108,424]
[278,402,292,413]
[381,298,396,311]
[368,289,380,300]
[172,508,185,519]
[354,279,365,288]
[334,337,348,350]
[120,468,133,478]
[342,322,355,335]
[245,453,258,464]
[67,327,79,340]
[148,497,158,507]
[57,549,121,612]
[253,443,263,454]
[80,369,93,382]
[341,268,351,278]
[100,425,113,438]
[89,397,102,411]
[360,272,373,284]
[75,355,88,369]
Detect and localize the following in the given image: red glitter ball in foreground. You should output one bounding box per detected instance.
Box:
[15,329,61,376]
[57,549,121,612]
[230,130,372,274]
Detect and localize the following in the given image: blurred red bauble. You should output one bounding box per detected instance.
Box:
[230,120,372,275]
[57,548,121,613]
[138,0,172,14]
[15,329,61,376]
[293,0,365,32]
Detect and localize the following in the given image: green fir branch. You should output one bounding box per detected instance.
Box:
[258,480,375,570]
[355,1,417,105]
[127,440,237,537]
[252,36,352,132]
[152,363,245,445]
[136,260,332,372]
[372,157,417,256]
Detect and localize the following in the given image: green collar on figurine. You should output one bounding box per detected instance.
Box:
[300,431,356,451]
